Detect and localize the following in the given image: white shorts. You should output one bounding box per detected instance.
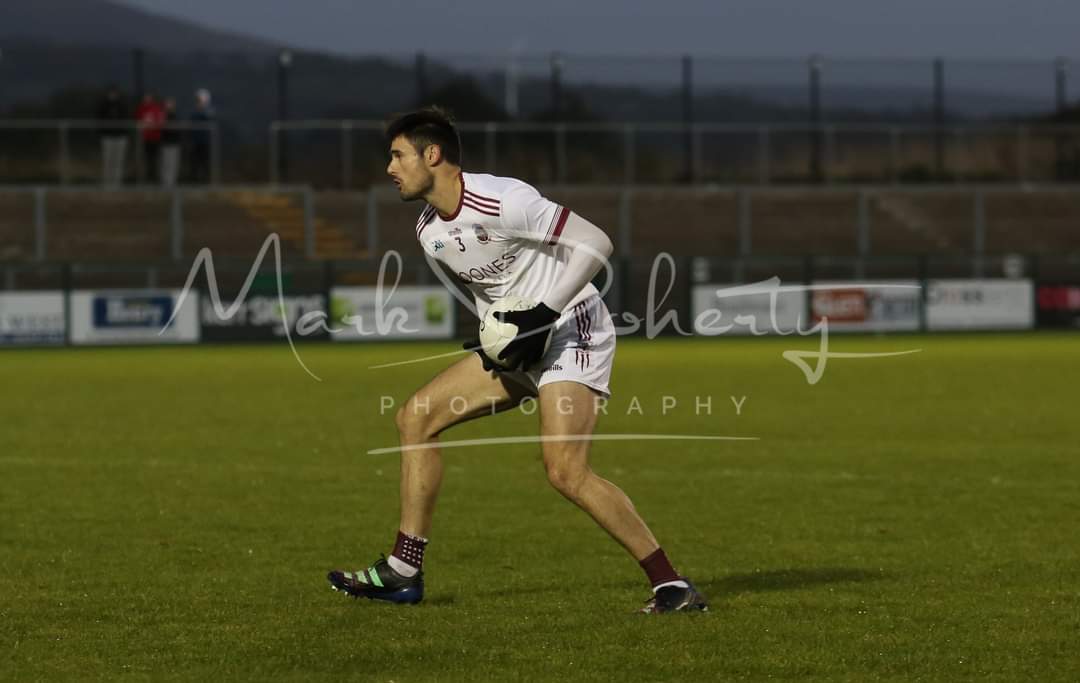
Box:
[509,294,616,398]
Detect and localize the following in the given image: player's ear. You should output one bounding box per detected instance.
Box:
[425,143,443,166]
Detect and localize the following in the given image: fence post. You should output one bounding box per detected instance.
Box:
[623,124,635,185]
[170,188,184,260]
[62,263,73,345]
[617,187,633,258]
[303,187,316,259]
[856,190,870,279]
[691,125,703,183]
[484,122,497,173]
[973,188,985,277]
[918,255,929,332]
[34,187,47,262]
[953,128,965,183]
[210,123,221,186]
[738,189,752,257]
[133,123,145,184]
[323,262,335,320]
[270,123,280,185]
[555,123,567,184]
[58,122,71,185]
[823,124,835,184]
[366,185,379,258]
[1017,125,1028,183]
[757,126,771,185]
[341,121,353,190]
[889,127,900,184]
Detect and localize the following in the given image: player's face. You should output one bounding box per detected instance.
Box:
[387,135,434,201]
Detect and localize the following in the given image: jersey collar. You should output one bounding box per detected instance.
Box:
[437,171,465,222]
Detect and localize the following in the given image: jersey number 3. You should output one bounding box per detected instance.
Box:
[455,237,466,252]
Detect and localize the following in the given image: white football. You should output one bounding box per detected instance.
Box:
[479,295,554,369]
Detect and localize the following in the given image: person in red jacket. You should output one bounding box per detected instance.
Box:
[135,93,165,183]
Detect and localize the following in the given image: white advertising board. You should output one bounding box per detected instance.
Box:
[692,282,809,336]
[0,292,66,346]
[329,287,454,341]
[926,280,1034,331]
[70,290,200,345]
[810,281,921,332]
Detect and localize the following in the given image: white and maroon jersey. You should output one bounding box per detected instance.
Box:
[416,171,599,320]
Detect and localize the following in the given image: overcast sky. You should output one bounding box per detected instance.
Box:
[118,0,1079,59]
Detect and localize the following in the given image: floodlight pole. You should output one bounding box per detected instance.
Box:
[551,52,563,118]
[277,49,292,182]
[133,47,145,102]
[1054,58,1068,180]
[682,55,694,184]
[809,55,823,183]
[1056,58,1068,112]
[416,52,428,103]
[551,52,564,179]
[933,57,946,179]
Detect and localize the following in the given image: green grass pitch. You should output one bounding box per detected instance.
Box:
[2,334,1078,680]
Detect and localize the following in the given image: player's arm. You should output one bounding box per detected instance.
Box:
[492,186,614,369]
[537,211,613,312]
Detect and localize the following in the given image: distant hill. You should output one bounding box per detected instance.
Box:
[0,0,278,52]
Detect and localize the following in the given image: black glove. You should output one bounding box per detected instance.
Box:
[462,338,502,372]
[494,303,560,371]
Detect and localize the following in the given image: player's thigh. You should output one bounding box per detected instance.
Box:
[538,380,602,465]
[398,352,536,437]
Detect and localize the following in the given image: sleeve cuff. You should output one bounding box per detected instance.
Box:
[544,206,571,245]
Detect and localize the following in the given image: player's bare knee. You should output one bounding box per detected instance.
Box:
[544,456,589,499]
[396,396,436,441]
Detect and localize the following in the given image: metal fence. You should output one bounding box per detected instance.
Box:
[0,120,221,185]
[3,118,1080,187]
[3,185,1078,277]
[271,120,1080,187]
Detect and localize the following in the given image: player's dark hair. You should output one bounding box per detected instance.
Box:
[384,106,462,166]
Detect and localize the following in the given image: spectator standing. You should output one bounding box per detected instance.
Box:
[159,97,182,187]
[135,93,165,183]
[189,88,216,183]
[97,85,130,187]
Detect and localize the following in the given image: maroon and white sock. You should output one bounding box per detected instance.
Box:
[388,530,428,577]
[640,548,689,592]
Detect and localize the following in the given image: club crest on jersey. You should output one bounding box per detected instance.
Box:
[431,239,445,252]
[472,224,490,243]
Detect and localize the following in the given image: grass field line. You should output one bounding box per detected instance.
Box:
[4,455,1074,494]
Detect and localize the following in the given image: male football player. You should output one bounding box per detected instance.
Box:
[328,107,706,613]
